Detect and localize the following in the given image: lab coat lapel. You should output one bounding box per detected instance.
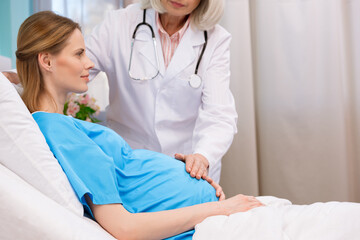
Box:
[165,26,205,82]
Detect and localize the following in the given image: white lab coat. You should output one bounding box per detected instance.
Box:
[86,3,237,182]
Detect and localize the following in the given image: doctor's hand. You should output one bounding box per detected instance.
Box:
[174,153,209,180]
[2,72,20,84]
[204,176,226,201]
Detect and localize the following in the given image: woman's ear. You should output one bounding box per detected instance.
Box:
[38,52,53,72]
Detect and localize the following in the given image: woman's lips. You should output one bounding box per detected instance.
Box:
[81,75,89,82]
[170,1,184,8]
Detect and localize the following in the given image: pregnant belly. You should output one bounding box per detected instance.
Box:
[114,149,218,213]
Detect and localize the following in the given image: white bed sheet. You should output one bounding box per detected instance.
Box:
[0,163,116,240]
[194,196,360,240]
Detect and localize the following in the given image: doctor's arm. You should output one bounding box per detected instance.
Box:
[85,10,116,80]
[182,32,237,182]
[87,194,261,240]
[1,71,19,84]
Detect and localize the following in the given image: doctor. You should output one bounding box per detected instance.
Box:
[86,0,237,183]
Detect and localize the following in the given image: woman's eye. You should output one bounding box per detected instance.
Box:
[76,50,84,56]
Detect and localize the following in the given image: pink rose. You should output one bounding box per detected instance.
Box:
[79,94,90,105]
[66,101,80,117]
[67,93,78,103]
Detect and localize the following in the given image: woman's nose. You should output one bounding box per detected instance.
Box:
[85,55,95,70]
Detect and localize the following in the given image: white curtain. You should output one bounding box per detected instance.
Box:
[221,0,360,204]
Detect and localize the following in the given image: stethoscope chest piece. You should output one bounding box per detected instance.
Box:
[189,74,202,88]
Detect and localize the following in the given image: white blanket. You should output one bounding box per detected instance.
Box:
[193,196,360,240]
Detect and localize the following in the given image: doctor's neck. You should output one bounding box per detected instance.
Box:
[159,13,189,36]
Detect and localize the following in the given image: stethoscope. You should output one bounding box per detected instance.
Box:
[128,9,208,89]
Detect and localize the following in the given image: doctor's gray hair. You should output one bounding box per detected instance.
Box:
[139,0,224,31]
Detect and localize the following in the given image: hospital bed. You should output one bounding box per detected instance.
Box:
[0,164,115,240]
[2,71,360,240]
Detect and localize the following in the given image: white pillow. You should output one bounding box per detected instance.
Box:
[0,72,83,216]
[0,163,115,240]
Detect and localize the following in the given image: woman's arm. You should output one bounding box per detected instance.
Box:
[87,194,263,240]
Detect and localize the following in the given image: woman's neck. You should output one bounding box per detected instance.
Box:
[159,13,188,36]
[38,71,68,114]
[38,90,66,114]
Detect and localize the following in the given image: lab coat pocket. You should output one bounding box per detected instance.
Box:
[176,65,203,90]
[176,69,203,102]
[163,71,203,121]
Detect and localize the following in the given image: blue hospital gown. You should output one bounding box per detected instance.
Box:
[32,112,218,240]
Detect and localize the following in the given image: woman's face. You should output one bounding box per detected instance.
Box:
[160,0,201,17]
[50,29,94,95]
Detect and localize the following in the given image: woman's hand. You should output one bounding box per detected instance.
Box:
[220,194,264,215]
[175,153,209,180]
[204,176,225,201]
[2,72,20,84]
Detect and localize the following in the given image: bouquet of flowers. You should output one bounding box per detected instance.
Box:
[63,93,101,123]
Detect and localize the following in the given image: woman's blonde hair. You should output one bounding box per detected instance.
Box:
[139,0,224,30]
[16,11,80,113]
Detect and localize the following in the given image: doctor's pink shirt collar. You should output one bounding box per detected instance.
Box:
[156,12,191,69]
